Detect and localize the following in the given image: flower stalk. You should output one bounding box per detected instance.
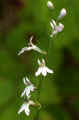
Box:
[17,0,67,118]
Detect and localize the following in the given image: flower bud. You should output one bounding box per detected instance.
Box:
[58,8,67,20]
[47,1,54,9]
[57,23,64,32]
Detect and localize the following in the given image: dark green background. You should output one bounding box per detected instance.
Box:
[0,0,79,120]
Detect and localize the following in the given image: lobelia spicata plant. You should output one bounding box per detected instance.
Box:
[18,0,67,118]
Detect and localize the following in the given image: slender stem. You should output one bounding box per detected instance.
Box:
[34,76,43,120]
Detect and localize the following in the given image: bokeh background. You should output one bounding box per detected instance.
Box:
[0,0,79,120]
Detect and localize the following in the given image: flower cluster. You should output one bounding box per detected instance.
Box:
[18,36,53,116]
[18,58,53,116]
[48,1,67,37]
[18,0,66,117]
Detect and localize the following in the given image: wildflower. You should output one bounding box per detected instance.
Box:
[50,19,64,37]
[18,36,47,55]
[18,100,35,116]
[21,77,35,99]
[35,59,54,76]
[47,1,54,9]
[58,8,67,20]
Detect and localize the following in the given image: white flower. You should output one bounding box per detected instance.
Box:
[18,100,35,116]
[58,8,67,20]
[50,19,64,37]
[21,77,35,99]
[56,23,64,32]
[35,59,54,76]
[47,1,54,9]
[18,36,46,55]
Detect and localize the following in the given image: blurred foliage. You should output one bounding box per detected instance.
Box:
[0,0,79,120]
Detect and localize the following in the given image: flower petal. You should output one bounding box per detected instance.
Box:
[51,30,57,36]
[46,67,54,74]
[30,85,35,91]
[18,47,32,55]
[21,89,26,97]
[25,87,30,97]
[50,21,54,30]
[35,67,42,76]
[51,19,57,29]
[24,76,32,85]
[57,23,64,32]
[37,59,41,65]
[18,103,26,114]
[23,77,27,85]
[42,67,47,76]
[25,107,30,116]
